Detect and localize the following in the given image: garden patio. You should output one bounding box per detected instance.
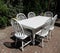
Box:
[0,19,60,53]
[0,0,60,53]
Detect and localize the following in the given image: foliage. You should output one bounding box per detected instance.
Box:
[0,16,9,28]
[3,0,23,18]
[0,0,9,16]
[0,0,24,28]
[23,0,57,15]
[0,0,57,28]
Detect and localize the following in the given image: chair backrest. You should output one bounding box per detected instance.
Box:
[16,13,27,20]
[28,12,36,18]
[41,18,52,35]
[11,19,25,35]
[51,14,58,27]
[44,11,53,17]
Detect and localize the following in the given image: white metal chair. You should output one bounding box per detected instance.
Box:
[28,12,36,18]
[11,19,32,51]
[16,13,27,20]
[35,18,51,47]
[11,18,17,32]
[44,11,53,17]
[49,14,58,38]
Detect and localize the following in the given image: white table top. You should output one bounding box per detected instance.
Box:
[16,16,51,29]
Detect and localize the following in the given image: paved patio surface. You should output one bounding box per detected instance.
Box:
[0,20,60,53]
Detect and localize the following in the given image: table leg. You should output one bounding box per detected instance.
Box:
[32,30,35,45]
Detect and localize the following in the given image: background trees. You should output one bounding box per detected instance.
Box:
[23,0,57,15]
[0,0,57,28]
[0,0,23,28]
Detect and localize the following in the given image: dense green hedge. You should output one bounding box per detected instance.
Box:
[0,0,57,28]
[0,0,23,28]
[23,0,57,15]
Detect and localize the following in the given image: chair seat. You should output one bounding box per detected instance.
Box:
[49,26,54,30]
[36,30,48,37]
[15,32,27,39]
[15,30,31,39]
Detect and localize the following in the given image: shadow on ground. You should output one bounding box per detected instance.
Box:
[4,41,21,49]
[55,23,60,27]
[3,35,42,49]
[3,36,32,49]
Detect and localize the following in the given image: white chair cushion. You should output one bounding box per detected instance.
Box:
[15,32,28,39]
[15,30,31,39]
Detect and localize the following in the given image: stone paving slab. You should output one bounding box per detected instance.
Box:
[0,32,7,40]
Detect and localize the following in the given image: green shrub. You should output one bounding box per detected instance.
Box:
[0,0,57,28]
[0,16,9,28]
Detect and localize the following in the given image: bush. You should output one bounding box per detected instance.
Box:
[23,0,57,15]
[0,0,57,28]
[0,16,9,28]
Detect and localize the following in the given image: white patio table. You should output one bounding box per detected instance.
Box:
[13,16,51,45]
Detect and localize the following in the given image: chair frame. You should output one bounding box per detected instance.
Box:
[44,11,53,17]
[28,12,36,18]
[35,18,52,47]
[11,19,32,51]
[49,14,58,39]
[16,13,27,20]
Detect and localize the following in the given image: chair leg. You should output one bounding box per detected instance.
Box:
[22,41,24,51]
[33,34,35,45]
[41,38,44,47]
